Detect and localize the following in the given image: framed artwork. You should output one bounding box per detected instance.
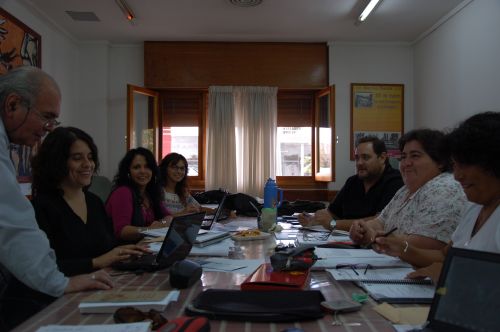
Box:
[350,83,404,160]
[0,8,42,189]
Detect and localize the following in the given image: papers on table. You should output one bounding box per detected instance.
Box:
[35,322,152,332]
[189,238,233,256]
[313,248,411,270]
[327,267,417,282]
[196,258,264,274]
[295,232,351,246]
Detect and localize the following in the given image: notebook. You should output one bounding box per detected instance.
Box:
[417,247,500,332]
[200,193,228,230]
[326,264,435,304]
[78,290,179,313]
[112,212,205,271]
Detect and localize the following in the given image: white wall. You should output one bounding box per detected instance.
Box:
[413,0,500,129]
[107,44,144,178]
[328,43,413,190]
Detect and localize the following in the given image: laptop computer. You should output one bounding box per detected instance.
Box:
[200,193,228,230]
[112,212,205,271]
[417,247,500,332]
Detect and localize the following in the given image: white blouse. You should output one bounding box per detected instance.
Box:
[452,203,500,253]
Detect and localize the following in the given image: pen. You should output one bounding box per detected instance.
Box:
[367,227,398,248]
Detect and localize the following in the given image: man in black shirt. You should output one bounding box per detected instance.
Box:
[299,137,403,231]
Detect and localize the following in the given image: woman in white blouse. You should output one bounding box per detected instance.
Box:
[350,129,467,250]
[375,112,500,281]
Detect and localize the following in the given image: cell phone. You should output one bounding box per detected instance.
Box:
[320,300,362,313]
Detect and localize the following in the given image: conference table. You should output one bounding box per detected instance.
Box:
[13,218,397,332]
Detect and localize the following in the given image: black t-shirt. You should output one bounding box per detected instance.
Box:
[32,191,116,276]
[328,165,404,219]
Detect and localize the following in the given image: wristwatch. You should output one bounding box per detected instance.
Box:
[329,219,337,230]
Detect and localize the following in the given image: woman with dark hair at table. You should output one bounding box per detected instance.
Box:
[376,112,500,281]
[350,129,467,250]
[31,127,148,276]
[106,147,172,243]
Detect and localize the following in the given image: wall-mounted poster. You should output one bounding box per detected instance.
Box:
[0,8,42,192]
[350,83,404,160]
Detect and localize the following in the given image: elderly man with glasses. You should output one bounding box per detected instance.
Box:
[0,66,113,329]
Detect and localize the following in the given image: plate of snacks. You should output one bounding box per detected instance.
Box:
[231,229,271,241]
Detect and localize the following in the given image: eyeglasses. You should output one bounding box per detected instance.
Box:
[29,107,61,130]
[169,165,186,172]
[114,306,167,330]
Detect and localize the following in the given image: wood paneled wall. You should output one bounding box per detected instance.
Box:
[144,42,327,89]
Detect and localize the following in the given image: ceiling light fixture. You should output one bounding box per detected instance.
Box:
[357,0,382,24]
[115,0,136,23]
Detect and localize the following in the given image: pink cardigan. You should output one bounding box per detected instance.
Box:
[105,186,169,238]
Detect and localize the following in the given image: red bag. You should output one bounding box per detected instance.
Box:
[159,316,210,332]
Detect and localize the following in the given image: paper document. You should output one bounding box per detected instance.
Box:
[361,282,435,303]
[327,267,418,282]
[35,322,151,332]
[189,238,233,256]
[196,258,264,274]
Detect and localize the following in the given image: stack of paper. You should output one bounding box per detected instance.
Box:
[78,290,179,314]
[313,248,411,270]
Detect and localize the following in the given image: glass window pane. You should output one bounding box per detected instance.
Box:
[162,126,199,176]
[276,127,312,176]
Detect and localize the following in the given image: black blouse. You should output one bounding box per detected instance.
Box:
[32,192,117,276]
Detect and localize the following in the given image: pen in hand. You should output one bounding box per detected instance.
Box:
[367,227,398,248]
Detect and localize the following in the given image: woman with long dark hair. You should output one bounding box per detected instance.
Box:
[106,147,172,242]
[158,152,204,215]
[31,127,148,275]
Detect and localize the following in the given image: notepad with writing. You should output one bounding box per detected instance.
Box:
[78,290,179,313]
[327,267,432,284]
[359,282,435,304]
[240,263,310,291]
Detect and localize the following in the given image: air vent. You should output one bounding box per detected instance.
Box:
[65,11,100,22]
[229,0,263,7]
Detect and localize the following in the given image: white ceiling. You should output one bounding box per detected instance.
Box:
[22,0,466,44]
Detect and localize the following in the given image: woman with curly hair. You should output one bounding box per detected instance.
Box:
[31,127,148,276]
[376,112,500,281]
[106,147,172,242]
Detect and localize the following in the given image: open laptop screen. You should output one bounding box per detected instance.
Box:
[428,248,500,332]
[201,193,227,229]
[157,212,204,266]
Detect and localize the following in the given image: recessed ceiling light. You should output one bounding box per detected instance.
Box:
[229,0,263,7]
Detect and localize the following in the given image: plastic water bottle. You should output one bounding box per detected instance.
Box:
[261,178,283,231]
[263,178,283,208]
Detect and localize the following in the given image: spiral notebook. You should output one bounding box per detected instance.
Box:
[327,267,434,304]
[327,267,432,284]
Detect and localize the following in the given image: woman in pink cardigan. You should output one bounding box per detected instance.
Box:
[106,147,172,243]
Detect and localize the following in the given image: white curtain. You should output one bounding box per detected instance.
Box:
[206,86,237,193]
[206,86,278,197]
